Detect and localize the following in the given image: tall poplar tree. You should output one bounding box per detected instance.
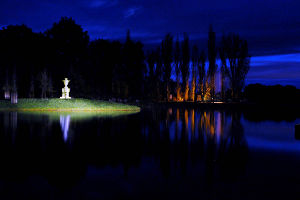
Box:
[208,25,217,101]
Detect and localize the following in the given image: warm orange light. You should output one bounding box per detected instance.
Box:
[184,109,189,131]
[191,109,195,133]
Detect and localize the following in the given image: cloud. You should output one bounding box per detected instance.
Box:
[89,0,118,8]
[251,53,300,66]
[124,7,141,18]
[246,53,300,88]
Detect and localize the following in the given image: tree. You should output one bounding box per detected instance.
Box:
[174,37,181,101]
[46,17,89,61]
[154,46,163,100]
[46,17,89,95]
[123,30,146,99]
[219,44,227,101]
[147,51,155,81]
[29,75,35,98]
[0,25,40,98]
[180,33,190,101]
[220,33,250,100]
[90,39,122,98]
[47,75,54,97]
[3,70,10,99]
[198,50,206,101]
[11,69,17,104]
[39,69,49,98]
[161,33,173,101]
[208,25,217,101]
[146,50,156,99]
[191,45,198,101]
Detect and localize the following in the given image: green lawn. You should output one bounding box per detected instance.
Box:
[0,98,140,112]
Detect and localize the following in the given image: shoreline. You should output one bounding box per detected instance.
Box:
[0,108,140,112]
[0,98,140,112]
[138,101,300,109]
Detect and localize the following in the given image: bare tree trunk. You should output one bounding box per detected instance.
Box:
[11,70,17,104]
[176,76,181,101]
[29,76,35,98]
[184,79,189,101]
[210,75,215,102]
[166,82,170,102]
[191,74,196,102]
[4,70,11,100]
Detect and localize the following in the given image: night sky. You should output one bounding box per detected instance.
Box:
[0,0,299,87]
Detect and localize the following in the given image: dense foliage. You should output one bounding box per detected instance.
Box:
[0,17,251,102]
[0,17,145,100]
[244,84,300,104]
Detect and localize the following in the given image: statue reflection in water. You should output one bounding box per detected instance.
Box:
[60,115,71,142]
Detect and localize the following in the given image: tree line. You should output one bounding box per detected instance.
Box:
[244,84,300,104]
[0,17,250,102]
[146,25,250,102]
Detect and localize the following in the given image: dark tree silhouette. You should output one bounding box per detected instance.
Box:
[29,75,35,98]
[198,50,206,101]
[191,45,198,101]
[3,70,10,99]
[0,17,253,102]
[207,25,217,102]
[220,33,250,100]
[123,30,146,99]
[0,25,40,98]
[48,75,54,98]
[45,17,89,97]
[38,69,49,98]
[11,69,17,104]
[244,84,300,104]
[154,46,163,100]
[45,17,89,65]
[146,50,157,100]
[181,33,190,101]
[219,47,227,101]
[89,39,122,98]
[174,37,181,101]
[161,33,173,101]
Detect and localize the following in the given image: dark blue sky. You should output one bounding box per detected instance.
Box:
[0,0,299,87]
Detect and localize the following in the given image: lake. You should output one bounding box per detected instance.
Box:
[0,106,299,200]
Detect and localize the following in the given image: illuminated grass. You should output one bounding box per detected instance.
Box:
[0,98,140,112]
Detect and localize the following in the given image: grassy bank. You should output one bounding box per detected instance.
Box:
[0,98,140,112]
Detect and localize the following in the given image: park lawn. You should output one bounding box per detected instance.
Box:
[0,98,140,112]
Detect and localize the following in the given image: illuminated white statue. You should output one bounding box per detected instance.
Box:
[60,78,71,99]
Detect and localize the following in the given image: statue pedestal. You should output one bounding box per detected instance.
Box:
[60,78,71,99]
[60,88,71,99]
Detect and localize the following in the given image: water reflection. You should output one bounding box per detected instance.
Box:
[138,108,249,181]
[0,108,299,199]
[60,115,71,142]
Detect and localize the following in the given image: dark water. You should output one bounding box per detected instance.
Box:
[0,107,300,200]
